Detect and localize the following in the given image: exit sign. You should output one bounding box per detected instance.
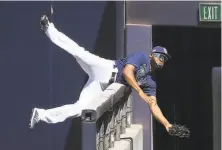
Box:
[199,3,221,22]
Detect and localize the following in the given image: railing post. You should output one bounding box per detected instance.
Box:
[126,94,133,128]
[121,101,127,134]
[98,120,104,150]
[115,106,121,141]
[81,110,97,150]
[96,129,100,150]
[109,112,115,148]
[103,112,111,150]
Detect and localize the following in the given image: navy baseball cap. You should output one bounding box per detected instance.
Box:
[152,46,171,59]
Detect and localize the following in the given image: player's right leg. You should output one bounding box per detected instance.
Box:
[40,15,115,81]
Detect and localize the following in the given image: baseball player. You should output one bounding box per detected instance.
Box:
[29,15,190,138]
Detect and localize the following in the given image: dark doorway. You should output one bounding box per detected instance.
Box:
[152,26,221,150]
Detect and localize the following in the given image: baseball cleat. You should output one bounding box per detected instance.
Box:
[29,108,40,129]
[40,15,49,31]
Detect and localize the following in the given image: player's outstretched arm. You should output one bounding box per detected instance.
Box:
[123,64,171,129]
[136,91,190,138]
[122,64,190,138]
[145,96,172,130]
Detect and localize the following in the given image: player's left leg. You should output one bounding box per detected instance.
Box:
[29,79,103,128]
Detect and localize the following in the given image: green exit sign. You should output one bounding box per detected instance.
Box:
[199,3,221,22]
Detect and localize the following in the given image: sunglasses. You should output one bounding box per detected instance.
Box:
[153,53,168,62]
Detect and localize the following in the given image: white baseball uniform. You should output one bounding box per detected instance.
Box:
[36,22,118,124]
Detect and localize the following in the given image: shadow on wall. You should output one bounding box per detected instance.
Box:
[63,2,117,150]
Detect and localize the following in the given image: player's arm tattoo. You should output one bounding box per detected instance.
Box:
[122,64,143,93]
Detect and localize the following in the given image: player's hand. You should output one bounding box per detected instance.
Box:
[138,90,154,105]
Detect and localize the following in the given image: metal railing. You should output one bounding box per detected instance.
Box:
[81,83,133,150]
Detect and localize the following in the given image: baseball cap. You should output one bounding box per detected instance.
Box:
[152,46,171,59]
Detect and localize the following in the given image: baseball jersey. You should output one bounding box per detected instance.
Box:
[114,51,157,96]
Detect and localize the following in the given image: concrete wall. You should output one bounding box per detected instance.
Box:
[110,124,143,150]
[126,1,220,26]
[212,67,221,150]
[125,24,153,150]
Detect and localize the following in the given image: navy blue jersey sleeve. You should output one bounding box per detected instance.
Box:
[126,52,146,69]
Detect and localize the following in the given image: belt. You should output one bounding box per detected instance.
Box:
[109,65,118,84]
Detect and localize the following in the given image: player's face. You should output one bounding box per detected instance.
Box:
[150,53,167,70]
[153,53,165,66]
[154,53,168,63]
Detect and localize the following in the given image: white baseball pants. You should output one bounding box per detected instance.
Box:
[37,22,117,124]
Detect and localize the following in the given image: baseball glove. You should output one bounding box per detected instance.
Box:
[168,124,190,138]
